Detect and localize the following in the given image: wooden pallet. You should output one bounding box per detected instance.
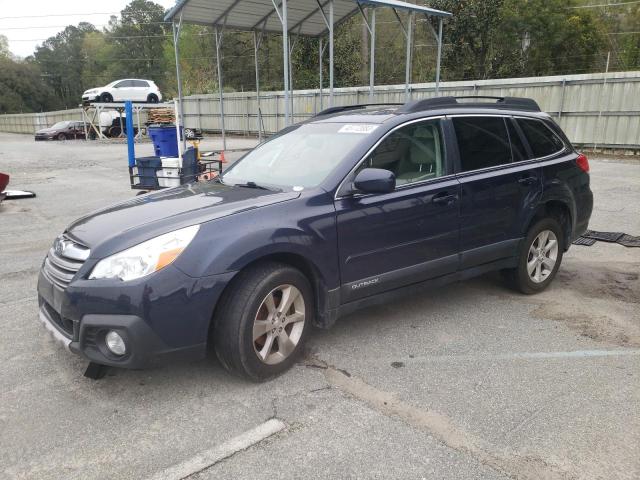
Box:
[147,108,175,124]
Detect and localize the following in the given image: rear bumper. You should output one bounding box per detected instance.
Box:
[37,265,236,369]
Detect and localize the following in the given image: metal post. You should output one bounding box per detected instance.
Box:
[282,0,290,125]
[215,26,227,150]
[435,17,443,95]
[329,0,334,106]
[288,37,294,122]
[173,17,186,152]
[125,101,135,167]
[319,37,323,111]
[369,9,376,101]
[404,12,413,101]
[558,78,566,119]
[593,51,611,152]
[253,31,263,141]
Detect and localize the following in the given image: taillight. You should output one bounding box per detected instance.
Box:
[576,153,589,173]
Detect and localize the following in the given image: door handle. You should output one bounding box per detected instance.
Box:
[432,192,457,206]
[518,176,538,186]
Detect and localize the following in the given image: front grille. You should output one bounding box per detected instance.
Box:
[42,235,90,290]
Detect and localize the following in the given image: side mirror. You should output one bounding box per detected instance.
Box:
[353,168,395,194]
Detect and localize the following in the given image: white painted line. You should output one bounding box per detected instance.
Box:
[408,349,640,363]
[147,418,286,480]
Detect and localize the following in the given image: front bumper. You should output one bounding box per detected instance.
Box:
[82,95,100,104]
[37,264,235,368]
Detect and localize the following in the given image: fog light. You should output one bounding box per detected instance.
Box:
[105,330,126,356]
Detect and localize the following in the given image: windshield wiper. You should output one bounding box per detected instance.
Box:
[232,181,275,191]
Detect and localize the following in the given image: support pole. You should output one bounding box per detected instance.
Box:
[215,26,227,150]
[125,101,135,167]
[329,0,334,106]
[282,0,290,125]
[369,9,376,101]
[172,17,186,152]
[435,17,443,95]
[404,12,413,101]
[319,37,323,111]
[253,31,262,142]
[288,36,294,122]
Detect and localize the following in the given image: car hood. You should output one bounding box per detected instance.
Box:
[66,181,300,256]
[36,128,56,134]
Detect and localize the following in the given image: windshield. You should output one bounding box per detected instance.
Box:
[221,122,374,189]
[51,121,70,129]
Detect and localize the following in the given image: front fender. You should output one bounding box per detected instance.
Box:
[173,192,340,290]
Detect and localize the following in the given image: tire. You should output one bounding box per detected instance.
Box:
[100,92,113,103]
[504,218,564,294]
[184,128,195,139]
[147,94,159,103]
[57,133,66,141]
[213,262,313,381]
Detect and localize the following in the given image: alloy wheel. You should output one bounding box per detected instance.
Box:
[252,284,305,365]
[527,229,558,283]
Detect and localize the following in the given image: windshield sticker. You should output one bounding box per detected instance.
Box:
[292,186,304,192]
[338,124,378,134]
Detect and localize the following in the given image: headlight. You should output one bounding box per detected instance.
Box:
[89,225,199,281]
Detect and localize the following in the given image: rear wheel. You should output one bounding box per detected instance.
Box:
[213,262,313,381]
[147,94,159,103]
[100,92,113,103]
[504,218,564,294]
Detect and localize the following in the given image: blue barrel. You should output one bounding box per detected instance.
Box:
[148,125,180,157]
[136,156,161,187]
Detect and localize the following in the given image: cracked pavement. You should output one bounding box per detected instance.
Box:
[1,133,639,479]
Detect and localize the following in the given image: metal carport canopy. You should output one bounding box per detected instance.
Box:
[165,0,450,37]
[165,0,451,150]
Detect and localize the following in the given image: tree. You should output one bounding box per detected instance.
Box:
[0,56,58,113]
[108,0,169,89]
[34,23,97,108]
[0,35,10,58]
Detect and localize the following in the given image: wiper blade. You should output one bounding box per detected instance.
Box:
[232,181,274,191]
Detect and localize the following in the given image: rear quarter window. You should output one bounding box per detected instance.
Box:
[517,118,565,158]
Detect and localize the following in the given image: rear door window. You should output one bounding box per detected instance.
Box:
[517,118,565,158]
[452,116,512,172]
[133,80,149,87]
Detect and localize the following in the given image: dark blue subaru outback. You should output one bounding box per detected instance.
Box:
[37,96,593,380]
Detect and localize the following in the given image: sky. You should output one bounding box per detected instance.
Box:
[0,0,177,58]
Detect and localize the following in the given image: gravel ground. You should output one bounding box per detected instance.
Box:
[0,133,638,480]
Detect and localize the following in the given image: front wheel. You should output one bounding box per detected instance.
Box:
[504,218,564,294]
[100,92,113,103]
[57,133,66,141]
[213,262,313,381]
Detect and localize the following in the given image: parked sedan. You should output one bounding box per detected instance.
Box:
[35,121,86,141]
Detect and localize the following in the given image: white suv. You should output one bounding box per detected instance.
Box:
[82,79,162,104]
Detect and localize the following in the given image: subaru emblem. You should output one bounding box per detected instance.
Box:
[54,237,65,256]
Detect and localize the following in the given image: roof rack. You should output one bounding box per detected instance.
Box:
[314,103,403,117]
[398,96,541,114]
